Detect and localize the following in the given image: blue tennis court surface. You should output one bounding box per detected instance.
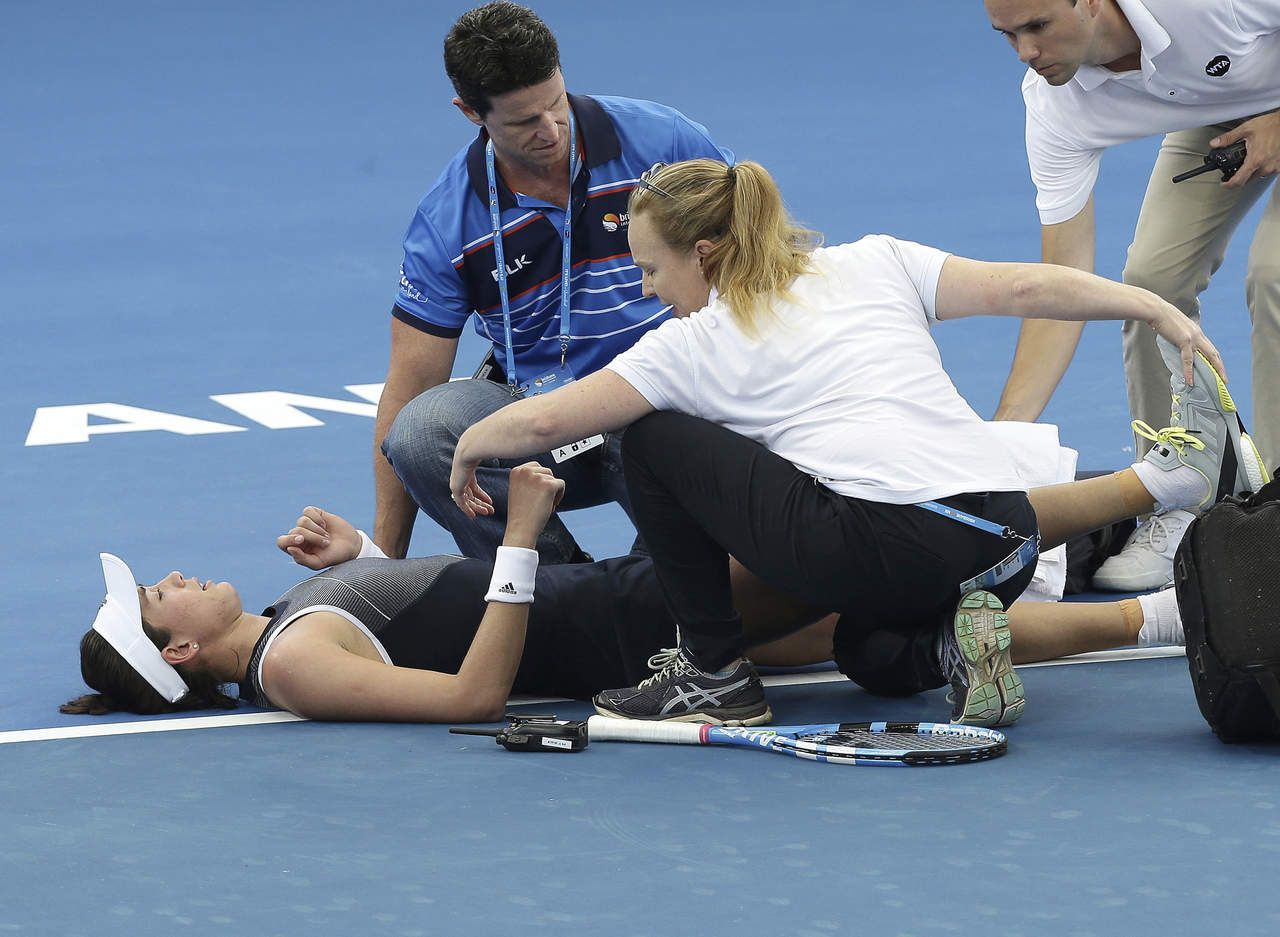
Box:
[6,657,1280,936]
[1,1,1273,934]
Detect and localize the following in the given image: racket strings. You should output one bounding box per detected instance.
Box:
[818,730,998,751]
[786,728,1006,764]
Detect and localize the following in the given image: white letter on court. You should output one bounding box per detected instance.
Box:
[342,383,385,404]
[209,391,378,429]
[25,404,247,446]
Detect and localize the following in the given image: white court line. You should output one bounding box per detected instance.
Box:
[1018,645,1185,667]
[1,646,1185,746]
[0,710,308,745]
[754,645,1185,688]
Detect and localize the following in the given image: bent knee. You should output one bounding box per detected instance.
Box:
[1247,253,1280,310]
[1122,230,1227,310]
[1121,257,1204,314]
[382,384,476,465]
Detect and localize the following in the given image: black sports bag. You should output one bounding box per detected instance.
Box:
[1174,476,1280,743]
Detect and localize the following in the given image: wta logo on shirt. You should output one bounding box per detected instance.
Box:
[1205,55,1231,77]
[602,212,629,233]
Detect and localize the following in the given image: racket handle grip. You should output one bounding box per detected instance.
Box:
[586,715,705,744]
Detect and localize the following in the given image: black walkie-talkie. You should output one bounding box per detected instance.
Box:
[450,713,589,753]
[1171,141,1247,183]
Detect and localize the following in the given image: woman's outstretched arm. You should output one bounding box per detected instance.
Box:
[933,254,1225,389]
[260,464,564,723]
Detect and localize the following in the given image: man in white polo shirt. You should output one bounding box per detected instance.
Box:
[984,0,1280,589]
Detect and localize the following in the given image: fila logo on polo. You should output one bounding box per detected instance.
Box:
[602,211,629,233]
[490,253,531,281]
[1205,55,1231,77]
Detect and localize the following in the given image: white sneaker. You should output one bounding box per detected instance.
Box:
[1092,510,1195,592]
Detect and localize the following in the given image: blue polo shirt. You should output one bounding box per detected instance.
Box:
[394,94,733,386]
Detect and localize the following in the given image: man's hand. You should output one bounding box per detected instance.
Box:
[277,506,362,570]
[502,463,565,549]
[1212,112,1280,189]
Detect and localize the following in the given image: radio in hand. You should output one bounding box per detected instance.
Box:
[1172,141,1247,183]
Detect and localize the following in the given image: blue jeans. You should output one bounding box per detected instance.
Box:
[382,378,635,563]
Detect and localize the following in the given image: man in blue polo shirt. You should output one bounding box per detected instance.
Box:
[372,1,732,562]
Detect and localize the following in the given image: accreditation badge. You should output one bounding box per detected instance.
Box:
[527,364,576,396]
[550,435,605,463]
[528,364,606,463]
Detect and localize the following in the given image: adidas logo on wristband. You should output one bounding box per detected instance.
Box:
[485,546,538,603]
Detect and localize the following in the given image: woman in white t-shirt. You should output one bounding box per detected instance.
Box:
[449,158,1254,729]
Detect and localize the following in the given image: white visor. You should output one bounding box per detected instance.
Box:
[91,553,190,703]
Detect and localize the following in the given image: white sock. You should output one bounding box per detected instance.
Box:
[1131,459,1207,513]
[1137,588,1184,647]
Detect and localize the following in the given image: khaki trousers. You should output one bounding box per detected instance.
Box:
[1121,121,1280,471]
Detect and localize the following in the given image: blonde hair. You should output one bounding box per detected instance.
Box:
[628,159,820,337]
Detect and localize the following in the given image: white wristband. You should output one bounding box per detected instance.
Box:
[356,530,388,560]
[484,546,539,604]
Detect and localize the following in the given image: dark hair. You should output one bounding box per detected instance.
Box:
[60,619,239,716]
[444,1,560,117]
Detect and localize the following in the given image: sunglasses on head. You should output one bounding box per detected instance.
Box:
[636,162,675,199]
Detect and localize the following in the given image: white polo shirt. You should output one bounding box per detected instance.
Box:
[1023,0,1280,224]
[605,236,1026,505]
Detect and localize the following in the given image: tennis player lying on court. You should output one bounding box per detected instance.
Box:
[449,158,1268,728]
[66,457,1202,725]
[63,463,841,722]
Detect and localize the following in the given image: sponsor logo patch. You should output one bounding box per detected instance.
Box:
[490,253,531,281]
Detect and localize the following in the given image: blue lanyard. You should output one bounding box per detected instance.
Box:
[485,112,577,395]
[917,500,1013,538]
[917,499,1041,592]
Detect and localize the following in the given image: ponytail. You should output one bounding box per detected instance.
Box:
[628,159,819,337]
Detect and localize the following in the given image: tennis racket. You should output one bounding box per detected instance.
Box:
[585,716,1006,766]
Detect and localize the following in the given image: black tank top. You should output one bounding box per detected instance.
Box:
[238,554,674,709]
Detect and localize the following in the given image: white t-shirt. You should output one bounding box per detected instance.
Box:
[605,236,1026,505]
[1023,0,1280,224]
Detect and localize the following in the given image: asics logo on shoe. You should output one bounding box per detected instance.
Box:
[659,677,753,715]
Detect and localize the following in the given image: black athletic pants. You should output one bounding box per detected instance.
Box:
[622,412,1039,695]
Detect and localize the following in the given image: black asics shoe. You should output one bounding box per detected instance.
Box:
[592,647,772,726]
